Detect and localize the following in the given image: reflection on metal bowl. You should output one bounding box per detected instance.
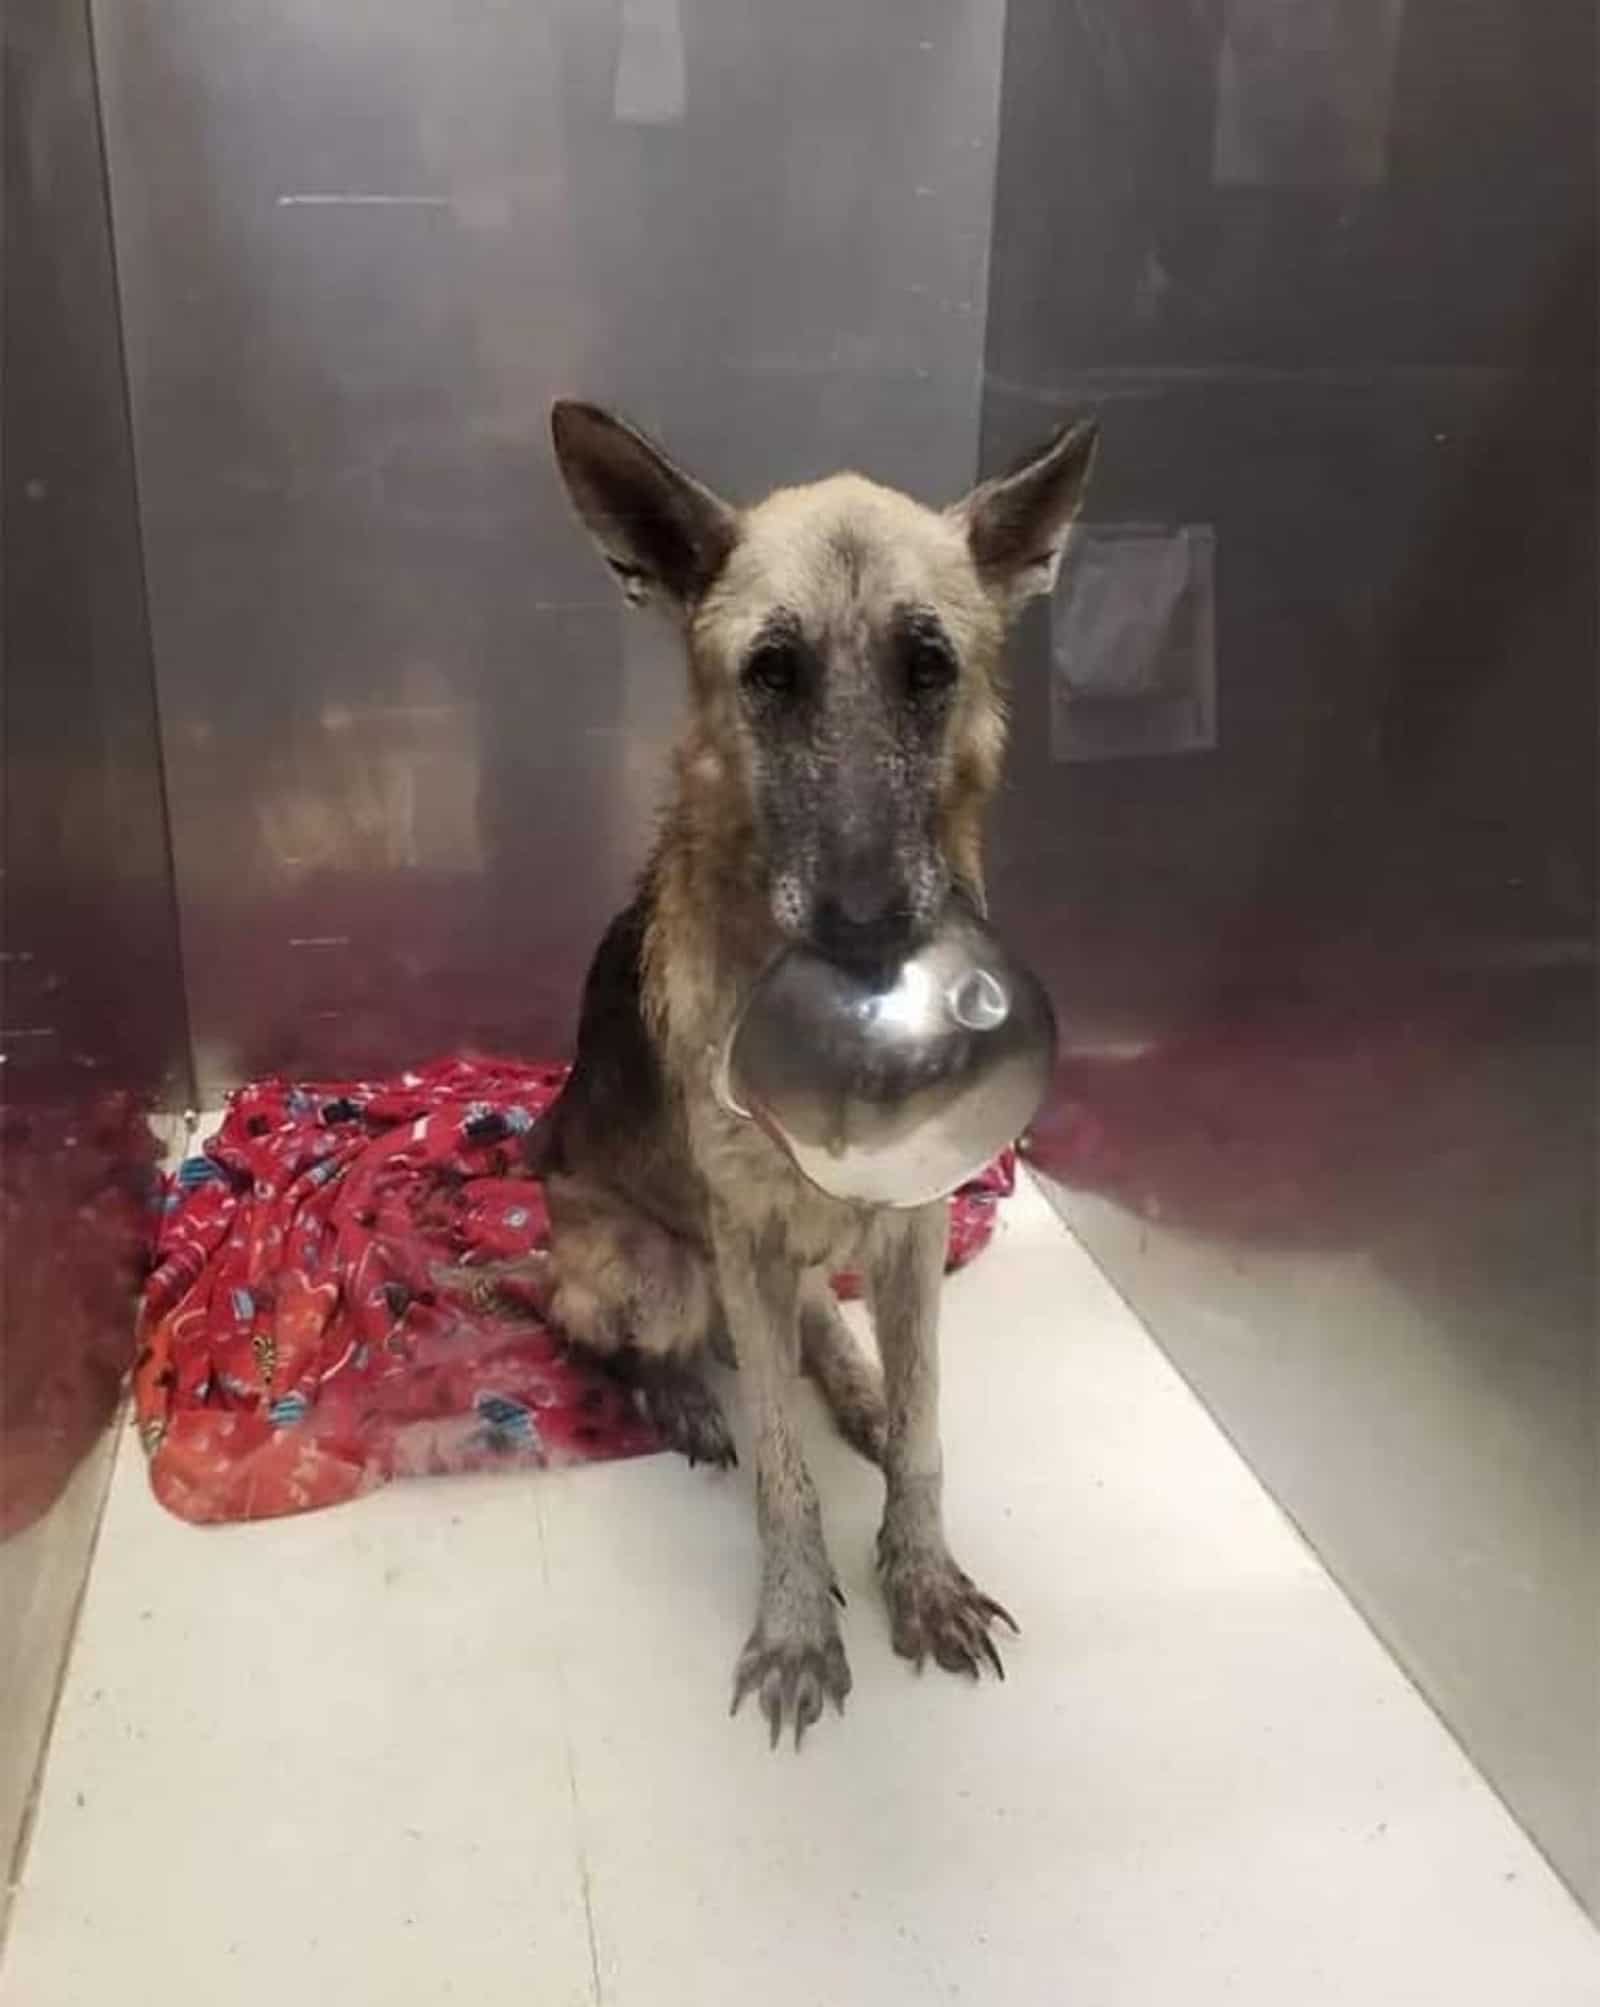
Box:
[716,906,1056,1207]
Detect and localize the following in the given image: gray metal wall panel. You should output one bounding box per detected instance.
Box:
[982,0,1598,1915]
[90,0,1006,1102]
[2,0,187,1890]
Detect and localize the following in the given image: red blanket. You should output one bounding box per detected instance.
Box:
[136,1057,1011,1523]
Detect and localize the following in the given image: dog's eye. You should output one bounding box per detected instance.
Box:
[903,633,959,699]
[742,640,803,701]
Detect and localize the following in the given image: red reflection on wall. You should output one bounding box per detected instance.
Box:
[1026,994,1475,1251]
[1,1093,159,1538]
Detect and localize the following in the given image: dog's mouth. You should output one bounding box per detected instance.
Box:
[806,900,921,976]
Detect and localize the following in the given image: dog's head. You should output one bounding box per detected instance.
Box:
[552,402,1097,970]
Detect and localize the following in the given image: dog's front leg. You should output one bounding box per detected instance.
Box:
[713,1208,850,1746]
[868,1204,1017,1678]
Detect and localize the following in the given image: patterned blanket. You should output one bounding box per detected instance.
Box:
[136,1057,1012,1523]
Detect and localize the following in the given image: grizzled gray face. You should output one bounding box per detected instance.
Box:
[732,597,967,968]
[550,400,1100,968]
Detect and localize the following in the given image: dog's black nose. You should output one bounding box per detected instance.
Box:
[812,890,914,972]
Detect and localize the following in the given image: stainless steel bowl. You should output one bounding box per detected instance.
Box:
[715,905,1056,1207]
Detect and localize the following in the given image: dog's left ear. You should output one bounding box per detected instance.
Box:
[551,400,737,612]
[953,418,1100,614]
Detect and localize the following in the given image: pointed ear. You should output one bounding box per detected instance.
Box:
[550,401,737,611]
[953,418,1100,612]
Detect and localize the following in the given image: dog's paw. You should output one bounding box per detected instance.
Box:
[640,1370,737,1471]
[730,1603,852,1748]
[878,1534,1018,1680]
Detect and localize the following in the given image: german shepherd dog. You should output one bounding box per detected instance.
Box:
[540,401,1097,1746]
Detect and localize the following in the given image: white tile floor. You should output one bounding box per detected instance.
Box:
[4,1174,1597,2005]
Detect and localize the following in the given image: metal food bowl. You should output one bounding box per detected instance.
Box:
[715,904,1056,1207]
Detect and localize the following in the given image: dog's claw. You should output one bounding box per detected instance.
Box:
[879,1544,1015,1685]
[730,1623,851,1749]
[978,1594,1020,1636]
[793,1674,825,1748]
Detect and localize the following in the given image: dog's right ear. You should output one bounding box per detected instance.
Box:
[550,401,737,611]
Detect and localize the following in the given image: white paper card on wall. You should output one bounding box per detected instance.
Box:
[1212,0,1406,188]
[1050,525,1217,763]
[614,0,688,126]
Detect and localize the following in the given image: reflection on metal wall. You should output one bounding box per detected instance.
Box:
[90,0,1006,1104]
[1,0,188,1894]
[983,0,1597,1912]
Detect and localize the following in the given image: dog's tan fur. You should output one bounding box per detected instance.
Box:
[533,404,1097,1743]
